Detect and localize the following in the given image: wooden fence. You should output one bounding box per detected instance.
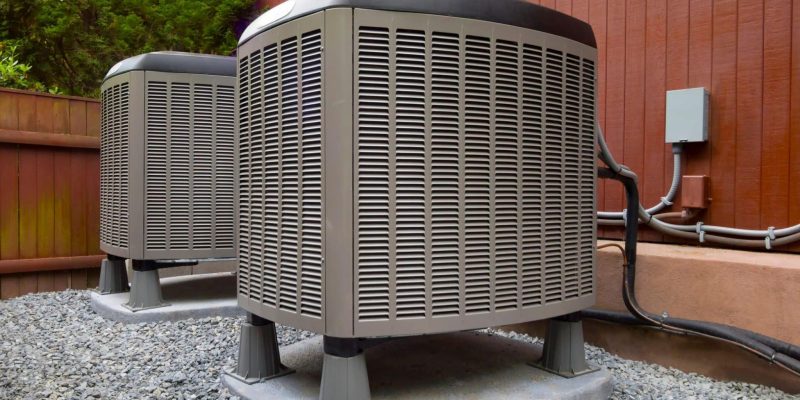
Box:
[0,88,102,299]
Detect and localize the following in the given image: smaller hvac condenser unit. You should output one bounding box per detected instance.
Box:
[98,52,237,308]
[230,0,599,397]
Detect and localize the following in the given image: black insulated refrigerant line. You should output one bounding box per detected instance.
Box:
[592,166,800,377]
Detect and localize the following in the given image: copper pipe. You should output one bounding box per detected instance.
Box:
[0,129,100,149]
[0,255,105,274]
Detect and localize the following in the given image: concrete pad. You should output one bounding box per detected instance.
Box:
[222,331,612,399]
[91,272,244,323]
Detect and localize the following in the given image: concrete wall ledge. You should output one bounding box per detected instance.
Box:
[505,240,800,393]
[593,240,800,345]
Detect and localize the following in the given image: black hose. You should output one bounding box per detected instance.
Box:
[597,167,800,377]
[581,309,800,362]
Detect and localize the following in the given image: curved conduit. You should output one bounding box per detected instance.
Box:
[596,126,800,249]
[593,158,800,377]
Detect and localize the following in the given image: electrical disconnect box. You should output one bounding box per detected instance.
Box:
[665,87,708,143]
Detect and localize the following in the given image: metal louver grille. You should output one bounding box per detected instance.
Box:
[100,82,130,249]
[355,25,596,323]
[238,28,324,320]
[144,80,236,253]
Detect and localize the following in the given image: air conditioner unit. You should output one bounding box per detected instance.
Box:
[232,0,597,396]
[98,52,237,309]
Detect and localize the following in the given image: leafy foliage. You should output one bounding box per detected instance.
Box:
[0,42,60,94]
[0,0,259,97]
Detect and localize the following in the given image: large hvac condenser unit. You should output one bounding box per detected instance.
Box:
[98,52,237,310]
[232,0,598,397]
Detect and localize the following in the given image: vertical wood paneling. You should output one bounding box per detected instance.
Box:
[70,152,88,256]
[86,102,100,137]
[604,0,626,215]
[588,0,608,238]
[642,0,667,242]
[18,148,37,259]
[760,0,792,228]
[69,100,87,136]
[734,0,764,229]
[555,0,571,14]
[0,89,102,298]
[685,0,713,178]
[36,151,55,258]
[1,275,19,299]
[708,0,738,228]
[35,96,54,133]
[85,151,101,254]
[54,150,72,256]
[531,0,797,251]
[623,0,646,211]
[53,98,69,134]
[0,144,19,260]
[791,0,800,225]
[664,0,689,213]
[571,0,589,21]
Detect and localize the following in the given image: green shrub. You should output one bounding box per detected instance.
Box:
[0,0,260,97]
[0,42,60,94]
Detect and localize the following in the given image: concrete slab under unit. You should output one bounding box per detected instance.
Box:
[222,331,612,400]
[90,272,243,323]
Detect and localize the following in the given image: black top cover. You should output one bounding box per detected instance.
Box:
[103,51,237,81]
[239,0,596,48]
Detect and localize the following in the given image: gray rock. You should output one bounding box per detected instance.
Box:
[0,291,794,399]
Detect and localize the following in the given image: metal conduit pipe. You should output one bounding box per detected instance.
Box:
[598,143,683,220]
[597,166,800,376]
[596,125,800,248]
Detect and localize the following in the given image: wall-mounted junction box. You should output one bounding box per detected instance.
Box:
[665,87,708,143]
[681,175,710,209]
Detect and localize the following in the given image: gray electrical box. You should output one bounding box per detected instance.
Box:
[665,87,708,143]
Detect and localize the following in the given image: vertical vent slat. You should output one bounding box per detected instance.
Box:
[356,26,392,321]
[100,82,129,250]
[354,21,596,325]
[238,27,324,321]
[463,35,491,315]
[394,29,427,319]
[428,31,461,318]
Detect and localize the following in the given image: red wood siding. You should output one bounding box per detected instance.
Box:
[0,88,101,298]
[530,0,799,251]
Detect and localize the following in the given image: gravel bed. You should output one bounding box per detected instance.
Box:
[0,290,794,399]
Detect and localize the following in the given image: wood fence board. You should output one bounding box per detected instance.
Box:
[18,95,37,132]
[18,148,37,259]
[0,92,18,129]
[54,150,72,257]
[19,273,38,295]
[35,150,55,258]
[0,144,20,260]
[70,151,88,256]
[70,269,88,290]
[35,96,54,133]
[86,103,100,137]
[0,275,19,299]
[87,268,101,288]
[85,152,101,254]
[53,98,69,134]
[53,271,70,291]
[69,100,88,136]
[37,271,54,293]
